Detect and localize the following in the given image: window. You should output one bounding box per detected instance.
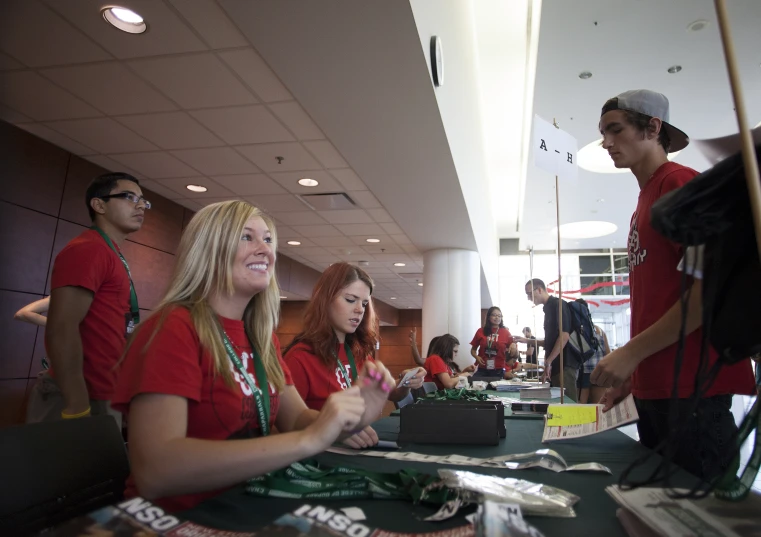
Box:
[579,255,612,275]
[580,275,614,295]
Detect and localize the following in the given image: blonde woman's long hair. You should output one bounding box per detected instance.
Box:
[135,200,284,390]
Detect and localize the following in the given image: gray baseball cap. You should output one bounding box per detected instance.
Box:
[602,89,689,152]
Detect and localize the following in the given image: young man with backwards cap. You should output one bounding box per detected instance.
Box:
[590,90,755,481]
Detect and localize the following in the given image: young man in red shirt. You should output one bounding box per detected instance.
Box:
[591,90,755,481]
[26,172,148,427]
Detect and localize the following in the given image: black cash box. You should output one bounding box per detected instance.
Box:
[398,399,505,446]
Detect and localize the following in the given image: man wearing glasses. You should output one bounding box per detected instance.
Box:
[27,172,149,427]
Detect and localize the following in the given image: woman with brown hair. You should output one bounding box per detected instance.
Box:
[423,334,474,389]
[284,262,425,447]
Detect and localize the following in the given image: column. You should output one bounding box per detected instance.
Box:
[422,249,481,369]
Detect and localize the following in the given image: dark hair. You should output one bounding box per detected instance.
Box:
[484,306,505,334]
[425,336,441,357]
[430,334,460,367]
[522,326,532,334]
[525,278,546,291]
[601,97,672,153]
[85,172,140,221]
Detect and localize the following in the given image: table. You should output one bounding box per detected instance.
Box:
[390,389,568,418]
[182,416,696,537]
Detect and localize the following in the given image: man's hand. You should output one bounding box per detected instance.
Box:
[540,361,552,383]
[599,382,631,413]
[591,347,637,388]
[409,327,417,347]
[513,336,527,344]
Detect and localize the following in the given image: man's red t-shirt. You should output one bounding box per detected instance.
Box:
[49,229,132,400]
[628,162,755,399]
[470,327,513,371]
[111,307,293,512]
[423,354,454,390]
[284,341,373,411]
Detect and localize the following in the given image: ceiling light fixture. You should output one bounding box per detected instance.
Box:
[102,7,147,34]
[417,282,424,287]
[579,138,681,174]
[578,71,592,80]
[186,184,207,193]
[687,19,709,32]
[286,240,301,246]
[280,295,287,299]
[390,297,397,300]
[298,178,319,187]
[552,221,618,239]
[393,262,406,267]
[366,238,380,243]
[667,65,682,74]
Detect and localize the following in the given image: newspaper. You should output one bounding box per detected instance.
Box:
[606,486,761,537]
[541,394,639,442]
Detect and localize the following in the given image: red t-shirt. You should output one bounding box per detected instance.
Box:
[112,306,293,512]
[628,162,755,399]
[470,326,513,371]
[423,354,454,390]
[284,341,373,411]
[49,229,132,400]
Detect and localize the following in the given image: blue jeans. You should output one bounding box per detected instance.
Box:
[635,395,738,482]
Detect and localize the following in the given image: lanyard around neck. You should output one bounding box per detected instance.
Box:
[91,226,139,324]
[333,343,358,388]
[219,327,270,436]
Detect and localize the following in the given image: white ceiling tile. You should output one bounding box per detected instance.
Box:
[334,223,383,236]
[155,177,234,199]
[364,244,404,255]
[350,190,382,209]
[17,123,97,155]
[304,140,348,168]
[46,118,158,154]
[139,179,181,201]
[129,53,256,109]
[196,196,241,207]
[391,234,412,245]
[0,52,25,71]
[338,252,375,262]
[191,105,294,145]
[329,168,366,191]
[173,198,205,211]
[363,266,392,275]
[303,254,341,264]
[171,147,259,175]
[245,194,308,213]
[268,102,323,140]
[166,0,248,49]
[236,142,320,172]
[41,63,178,116]
[349,236,392,247]
[311,236,358,247]
[0,71,101,121]
[380,222,403,235]
[116,112,224,150]
[43,0,207,59]
[109,152,200,178]
[0,0,111,67]
[273,211,326,226]
[218,48,292,103]
[212,174,286,196]
[402,244,420,254]
[269,170,342,194]
[0,104,32,123]
[291,225,343,238]
[283,247,328,257]
[317,209,374,225]
[83,155,145,178]
[367,208,394,223]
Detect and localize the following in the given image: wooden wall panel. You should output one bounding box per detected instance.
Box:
[128,189,184,255]
[275,255,291,293]
[0,201,57,294]
[182,208,195,230]
[287,261,320,298]
[398,309,422,327]
[121,241,175,311]
[58,156,107,227]
[0,291,42,379]
[0,379,29,426]
[278,301,308,335]
[0,120,69,216]
[44,220,87,295]
[373,298,398,326]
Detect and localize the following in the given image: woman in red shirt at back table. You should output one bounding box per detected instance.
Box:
[111,201,393,512]
[423,335,475,389]
[284,263,425,448]
[470,306,517,378]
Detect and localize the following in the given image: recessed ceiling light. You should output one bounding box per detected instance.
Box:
[298,178,319,187]
[552,221,618,239]
[393,262,406,267]
[578,71,592,80]
[102,7,147,34]
[280,295,287,299]
[390,297,397,300]
[667,65,682,74]
[417,282,424,287]
[186,184,207,193]
[366,238,381,243]
[597,198,605,203]
[687,19,709,32]
[579,138,681,174]
[287,240,301,246]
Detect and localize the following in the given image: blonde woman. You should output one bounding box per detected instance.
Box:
[112,201,394,512]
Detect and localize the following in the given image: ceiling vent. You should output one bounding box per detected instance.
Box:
[298,192,356,211]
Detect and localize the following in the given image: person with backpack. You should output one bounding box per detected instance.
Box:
[576,299,609,404]
[516,279,581,401]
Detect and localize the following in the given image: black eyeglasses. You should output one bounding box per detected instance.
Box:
[100,192,152,209]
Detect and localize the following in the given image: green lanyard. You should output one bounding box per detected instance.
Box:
[714,395,761,501]
[246,460,453,504]
[91,226,139,325]
[219,328,270,436]
[333,343,358,388]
